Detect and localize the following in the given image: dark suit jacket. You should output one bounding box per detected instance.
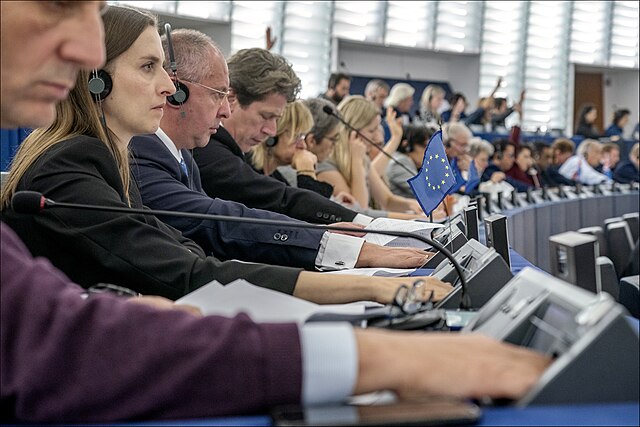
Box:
[130,134,322,269]
[1,135,301,299]
[192,127,357,224]
[482,163,531,192]
[613,160,639,184]
[1,223,302,421]
[245,151,334,198]
[543,165,577,187]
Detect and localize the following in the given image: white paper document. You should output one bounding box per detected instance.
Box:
[363,217,443,246]
[325,267,416,277]
[176,279,367,325]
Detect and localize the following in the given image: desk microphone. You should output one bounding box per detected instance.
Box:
[12,191,471,309]
[322,105,415,175]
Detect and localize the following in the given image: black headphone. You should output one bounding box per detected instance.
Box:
[88,69,112,102]
[164,23,189,106]
[265,135,279,147]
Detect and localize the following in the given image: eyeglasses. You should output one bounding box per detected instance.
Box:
[184,80,230,104]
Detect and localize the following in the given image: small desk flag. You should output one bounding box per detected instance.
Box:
[407,130,456,215]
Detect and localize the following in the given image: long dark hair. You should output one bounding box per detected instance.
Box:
[2,6,157,208]
[576,103,596,132]
[399,124,435,154]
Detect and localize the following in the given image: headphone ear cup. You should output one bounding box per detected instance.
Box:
[167,81,189,106]
[265,136,279,147]
[88,69,112,102]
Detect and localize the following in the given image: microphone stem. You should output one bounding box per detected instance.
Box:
[44,199,471,309]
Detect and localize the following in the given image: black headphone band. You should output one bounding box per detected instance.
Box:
[164,23,189,106]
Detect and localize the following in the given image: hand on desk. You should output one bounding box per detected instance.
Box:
[128,295,202,317]
[354,331,552,400]
[356,242,436,269]
[374,276,452,304]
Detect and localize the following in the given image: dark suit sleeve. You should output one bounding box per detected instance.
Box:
[296,174,334,198]
[505,175,532,192]
[1,223,302,422]
[2,137,301,299]
[464,108,486,126]
[613,161,640,183]
[193,135,358,224]
[130,138,321,269]
[547,165,577,186]
[481,163,531,192]
[491,107,514,128]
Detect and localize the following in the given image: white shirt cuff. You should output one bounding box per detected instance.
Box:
[300,323,358,406]
[352,214,373,226]
[315,232,365,271]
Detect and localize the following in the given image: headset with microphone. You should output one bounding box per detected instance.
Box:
[164,23,189,110]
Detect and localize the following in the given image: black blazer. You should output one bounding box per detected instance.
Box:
[130,134,322,269]
[613,160,639,184]
[193,127,357,224]
[244,151,334,199]
[1,135,301,299]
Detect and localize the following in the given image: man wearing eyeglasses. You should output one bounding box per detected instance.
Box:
[130,29,431,271]
[191,48,371,227]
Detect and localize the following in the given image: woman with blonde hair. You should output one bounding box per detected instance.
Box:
[317,95,425,218]
[417,84,446,125]
[248,100,335,198]
[1,6,449,304]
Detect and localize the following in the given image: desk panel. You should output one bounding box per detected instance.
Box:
[125,402,639,426]
[506,207,528,262]
[616,194,638,216]
[580,197,602,228]
[535,202,553,271]
[597,194,616,222]
[520,208,538,264]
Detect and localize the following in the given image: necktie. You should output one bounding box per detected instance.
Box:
[179,157,189,177]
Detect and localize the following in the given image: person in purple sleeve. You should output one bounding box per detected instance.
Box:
[0,1,550,423]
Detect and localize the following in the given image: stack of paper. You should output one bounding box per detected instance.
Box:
[325,267,416,277]
[176,279,374,325]
[364,217,443,247]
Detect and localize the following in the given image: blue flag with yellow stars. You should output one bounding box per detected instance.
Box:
[464,157,481,194]
[407,130,457,215]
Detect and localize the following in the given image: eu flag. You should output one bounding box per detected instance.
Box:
[407,130,457,215]
[464,157,481,194]
[449,158,466,193]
